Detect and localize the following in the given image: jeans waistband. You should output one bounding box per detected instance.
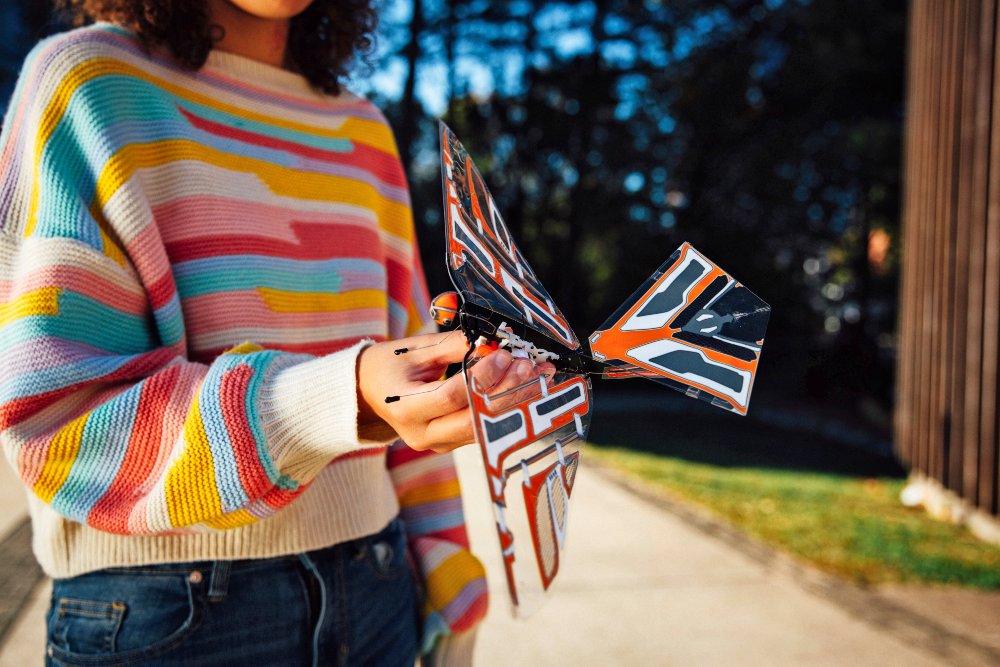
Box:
[96,517,403,579]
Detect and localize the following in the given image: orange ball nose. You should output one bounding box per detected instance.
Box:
[430,291,460,327]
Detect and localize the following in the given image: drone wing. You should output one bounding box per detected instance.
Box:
[440,122,579,351]
[440,123,592,613]
[588,242,770,415]
[465,360,591,615]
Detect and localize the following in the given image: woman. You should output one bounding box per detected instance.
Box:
[0,1,548,664]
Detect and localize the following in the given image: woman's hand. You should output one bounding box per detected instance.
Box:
[356,331,555,452]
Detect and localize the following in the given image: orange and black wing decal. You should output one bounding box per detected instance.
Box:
[588,242,770,414]
[466,362,590,614]
[521,450,579,591]
[440,122,579,351]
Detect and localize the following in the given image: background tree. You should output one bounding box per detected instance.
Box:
[371,0,905,422]
[1,0,907,426]
[0,1,57,103]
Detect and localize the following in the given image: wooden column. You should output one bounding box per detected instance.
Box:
[897,0,1000,518]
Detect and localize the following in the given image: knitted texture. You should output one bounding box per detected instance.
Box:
[0,23,486,647]
[388,442,489,652]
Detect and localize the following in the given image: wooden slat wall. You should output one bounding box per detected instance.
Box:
[897,0,1000,517]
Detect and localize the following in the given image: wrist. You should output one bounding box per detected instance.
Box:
[258,339,384,482]
[356,341,387,429]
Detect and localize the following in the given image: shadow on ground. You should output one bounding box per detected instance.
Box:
[588,385,905,479]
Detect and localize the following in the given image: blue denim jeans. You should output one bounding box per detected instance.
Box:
[44,518,418,667]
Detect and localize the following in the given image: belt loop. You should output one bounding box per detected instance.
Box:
[208,560,232,602]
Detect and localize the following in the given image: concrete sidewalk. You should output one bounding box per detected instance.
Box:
[0,459,45,667]
[2,448,999,666]
[455,446,959,667]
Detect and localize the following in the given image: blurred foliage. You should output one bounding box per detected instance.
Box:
[0,0,907,416]
[378,0,906,415]
[0,1,57,103]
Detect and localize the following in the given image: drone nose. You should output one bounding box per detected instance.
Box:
[430,291,460,328]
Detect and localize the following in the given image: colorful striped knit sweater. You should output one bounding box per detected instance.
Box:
[0,23,486,655]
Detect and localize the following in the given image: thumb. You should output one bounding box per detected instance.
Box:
[432,349,515,414]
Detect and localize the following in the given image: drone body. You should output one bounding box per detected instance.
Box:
[435,122,770,614]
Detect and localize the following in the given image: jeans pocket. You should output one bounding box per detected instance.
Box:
[51,598,126,655]
[48,569,204,667]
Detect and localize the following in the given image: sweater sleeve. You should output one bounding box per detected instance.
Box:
[387,444,488,661]
[0,35,388,536]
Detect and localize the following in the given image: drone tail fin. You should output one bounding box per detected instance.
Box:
[587,242,770,415]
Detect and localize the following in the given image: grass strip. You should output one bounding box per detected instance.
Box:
[586,444,1000,588]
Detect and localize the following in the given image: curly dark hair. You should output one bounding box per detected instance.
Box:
[55,0,377,94]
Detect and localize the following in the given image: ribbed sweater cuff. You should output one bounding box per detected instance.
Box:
[258,340,398,483]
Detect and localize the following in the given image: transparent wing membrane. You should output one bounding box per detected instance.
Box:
[440,122,580,352]
[522,450,579,590]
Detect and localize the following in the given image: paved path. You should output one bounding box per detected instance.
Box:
[2,447,998,666]
[455,446,953,667]
[0,460,45,667]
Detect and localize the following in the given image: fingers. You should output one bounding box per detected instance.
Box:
[497,357,535,387]
[536,361,557,377]
[420,357,557,452]
[422,408,477,452]
[480,355,551,397]
[491,361,552,408]
[406,350,516,420]
[385,373,468,426]
[376,338,564,453]
[384,349,513,424]
[388,351,518,451]
[468,349,515,390]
